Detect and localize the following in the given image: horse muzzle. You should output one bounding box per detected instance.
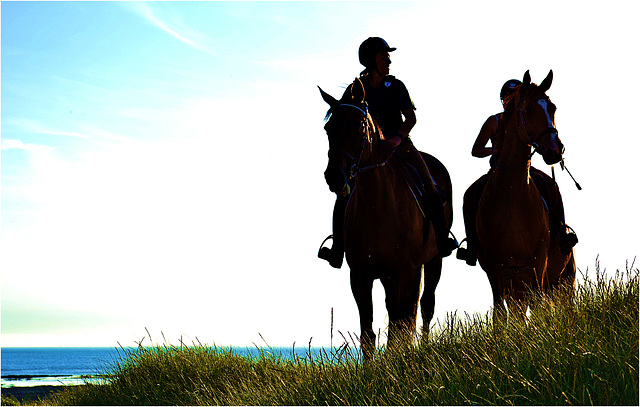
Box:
[324,166,350,196]
[543,134,564,164]
[538,130,564,165]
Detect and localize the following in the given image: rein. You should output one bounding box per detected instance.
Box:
[332,103,395,179]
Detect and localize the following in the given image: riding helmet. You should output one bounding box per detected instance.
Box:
[359,37,396,69]
[500,79,522,101]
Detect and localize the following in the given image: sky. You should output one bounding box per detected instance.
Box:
[1,1,639,348]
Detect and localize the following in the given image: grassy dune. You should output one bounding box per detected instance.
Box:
[6,263,638,406]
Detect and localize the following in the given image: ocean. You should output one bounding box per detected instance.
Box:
[1,346,333,388]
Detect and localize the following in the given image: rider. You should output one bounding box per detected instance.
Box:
[457,79,578,266]
[318,37,457,269]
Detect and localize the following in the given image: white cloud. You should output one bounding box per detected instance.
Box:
[1,138,54,153]
[5,119,90,140]
[121,2,216,56]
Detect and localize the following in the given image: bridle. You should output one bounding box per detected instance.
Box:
[494,92,562,171]
[327,103,392,179]
[516,93,560,158]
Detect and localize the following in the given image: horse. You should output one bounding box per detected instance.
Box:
[318,79,453,359]
[475,70,576,323]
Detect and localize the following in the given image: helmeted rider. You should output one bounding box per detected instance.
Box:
[457,79,578,266]
[319,37,457,269]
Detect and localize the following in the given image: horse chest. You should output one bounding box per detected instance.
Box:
[477,185,549,246]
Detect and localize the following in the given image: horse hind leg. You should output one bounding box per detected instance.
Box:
[505,295,528,323]
[420,257,443,342]
[556,252,576,291]
[350,273,376,360]
[547,252,576,303]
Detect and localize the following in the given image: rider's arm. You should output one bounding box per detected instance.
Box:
[472,116,498,158]
[398,108,416,137]
[389,108,416,147]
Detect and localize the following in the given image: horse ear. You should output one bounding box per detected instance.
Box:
[351,78,366,104]
[539,70,553,92]
[318,86,339,108]
[523,70,531,86]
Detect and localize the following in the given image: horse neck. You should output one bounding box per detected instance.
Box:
[359,124,393,169]
[354,135,396,198]
[494,110,533,191]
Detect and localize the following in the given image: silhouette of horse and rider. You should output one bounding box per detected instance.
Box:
[317,37,578,358]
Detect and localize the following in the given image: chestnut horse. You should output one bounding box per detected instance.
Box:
[476,70,576,322]
[319,79,453,359]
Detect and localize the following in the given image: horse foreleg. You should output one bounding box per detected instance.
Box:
[382,267,422,352]
[490,279,509,331]
[350,272,376,360]
[492,296,508,331]
[505,295,528,323]
[421,257,442,342]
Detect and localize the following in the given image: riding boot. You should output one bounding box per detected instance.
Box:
[424,190,457,258]
[456,238,478,266]
[457,175,487,266]
[318,236,343,268]
[558,224,578,255]
[318,194,347,268]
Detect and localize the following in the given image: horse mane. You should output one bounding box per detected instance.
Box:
[323,80,365,122]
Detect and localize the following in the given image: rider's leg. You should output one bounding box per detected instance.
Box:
[530,168,578,254]
[395,139,457,257]
[458,174,488,266]
[318,194,348,268]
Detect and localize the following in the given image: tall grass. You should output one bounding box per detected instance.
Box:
[27,263,640,405]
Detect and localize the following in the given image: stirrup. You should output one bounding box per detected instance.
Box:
[456,238,477,266]
[456,238,468,260]
[318,235,334,252]
[318,235,343,269]
[559,225,578,254]
[438,232,458,258]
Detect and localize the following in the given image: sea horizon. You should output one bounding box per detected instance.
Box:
[1,346,343,388]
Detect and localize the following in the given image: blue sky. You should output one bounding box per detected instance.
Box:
[2,1,639,348]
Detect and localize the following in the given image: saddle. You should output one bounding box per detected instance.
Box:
[398,158,446,219]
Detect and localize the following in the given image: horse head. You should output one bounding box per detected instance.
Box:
[516,70,565,165]
[319,79,373,196]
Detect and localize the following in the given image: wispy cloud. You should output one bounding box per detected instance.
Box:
[121,2,216,56]
[1,139,54,153]
[6,119,90,140]
[4,118,145,150]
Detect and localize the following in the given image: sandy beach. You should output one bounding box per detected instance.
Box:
[1,385,68,403]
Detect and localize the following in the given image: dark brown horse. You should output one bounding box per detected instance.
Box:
[319,79,453,359]
[476,70,576,322]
